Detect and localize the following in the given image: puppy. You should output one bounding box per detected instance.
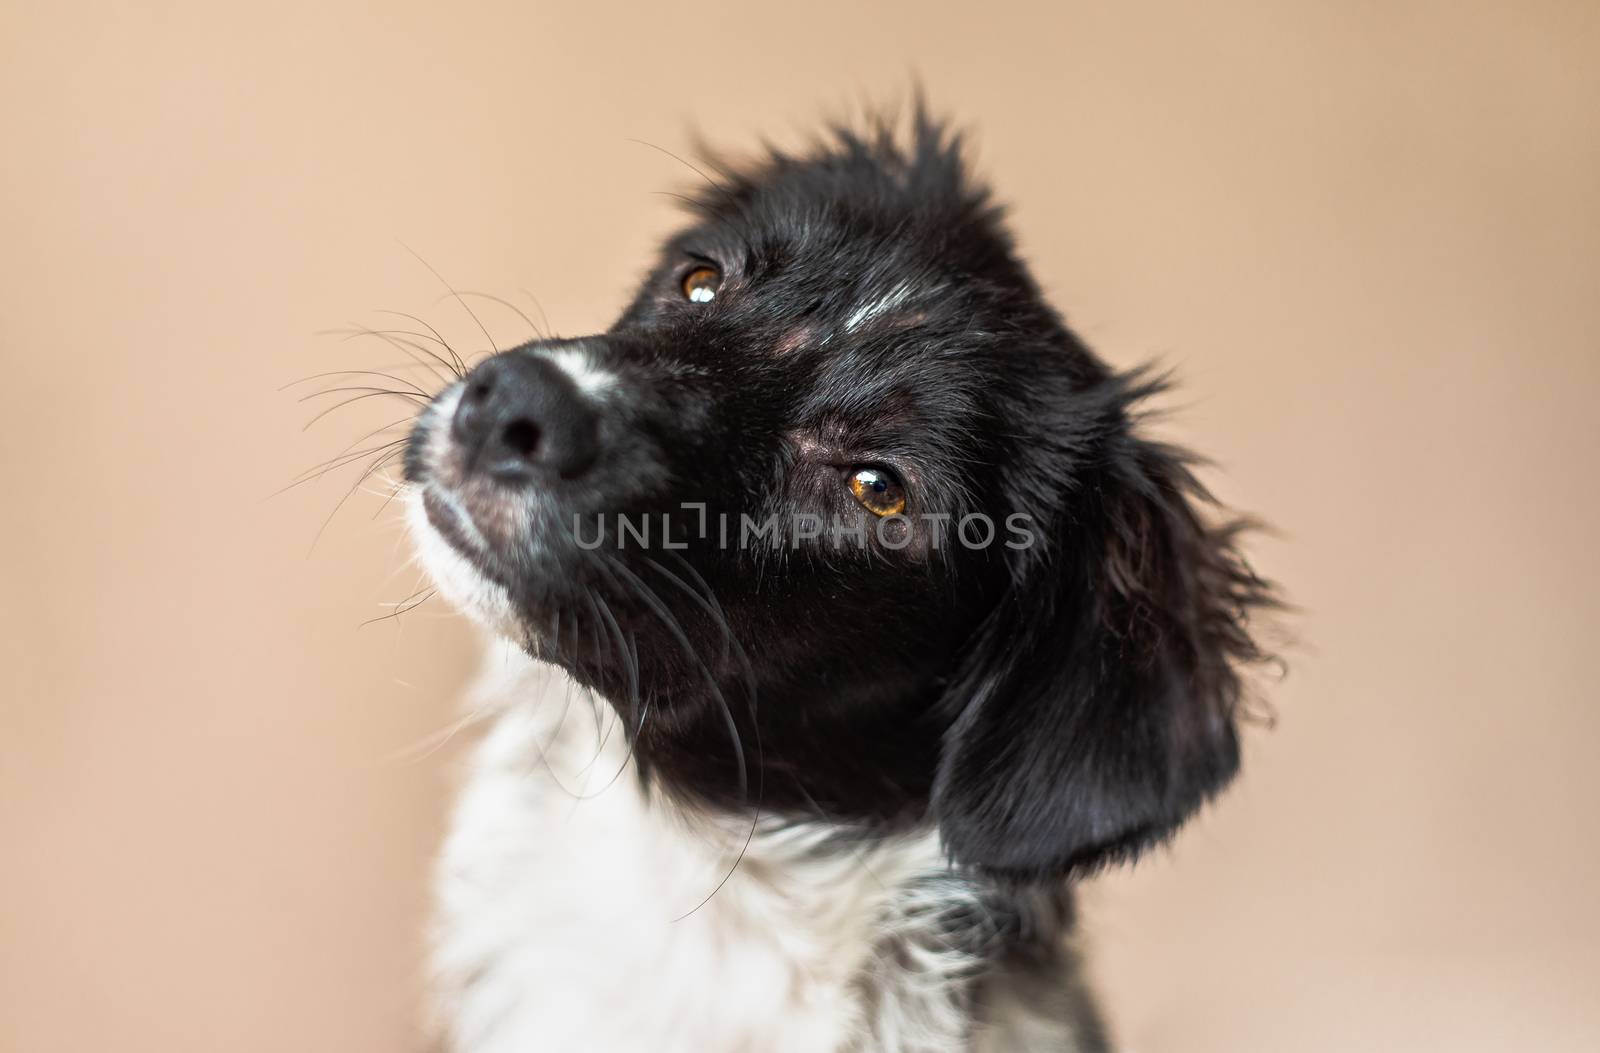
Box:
[399,109,1275,1052]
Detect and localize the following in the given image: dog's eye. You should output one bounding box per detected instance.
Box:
[847,467,906,517]
[681,265,721,303]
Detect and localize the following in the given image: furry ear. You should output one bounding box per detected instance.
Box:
[932,419,1274,880]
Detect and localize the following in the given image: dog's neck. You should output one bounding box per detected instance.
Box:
[429,643,1102,1052]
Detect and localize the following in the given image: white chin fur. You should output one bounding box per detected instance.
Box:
[406,488,522,639]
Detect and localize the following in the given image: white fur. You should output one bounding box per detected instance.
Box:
[406,490,519,637]
[431,644,981,1052]
[543,345,617,398]
[843,282,914,333]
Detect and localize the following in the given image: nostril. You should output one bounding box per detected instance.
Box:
[454,351,599,482]
[501,418,541,460]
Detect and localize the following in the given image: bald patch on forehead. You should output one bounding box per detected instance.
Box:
[774,324,814,356]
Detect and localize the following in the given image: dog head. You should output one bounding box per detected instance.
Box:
[403,111,1274,880]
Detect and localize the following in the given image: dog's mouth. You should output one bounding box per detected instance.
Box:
[404,386,554,637]
[412,467,572,609]
[420,486,476,556]
[408,474,669,691]
[419,481,534,561]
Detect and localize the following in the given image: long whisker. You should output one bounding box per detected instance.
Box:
[572,583,650,798]
[635,145,753,262]
[520,289,553,339]
[279,369,430,397]
[454,290,547,341]
[644,555,746,678]
[359,584,436,628]
[308,415,416,471]
[626,137,718,188]
[592,557,766,921]
[625,556,764,922]
[274,438,408,496]
[307,445,407,554]
[381,703,497,766]
[300,389,426,431]
[369,312,468,380]
[316,322,459,387]
[367,472,411,520]
[574,592,629,778]
[652,190,704,210]
[604,560,734,759]
[575,588,618,770]
[319,325,455,350]
[399,241,499,360]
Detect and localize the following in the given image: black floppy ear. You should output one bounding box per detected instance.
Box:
[933,421,1274,880]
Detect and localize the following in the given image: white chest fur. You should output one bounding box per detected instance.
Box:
[429,645,1002,1053]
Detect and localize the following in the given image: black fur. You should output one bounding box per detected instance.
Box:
[404,106,1276,882]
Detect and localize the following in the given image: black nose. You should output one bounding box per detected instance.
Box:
[450,351,600,482]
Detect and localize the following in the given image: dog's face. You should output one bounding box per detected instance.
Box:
[404,115,1272,879]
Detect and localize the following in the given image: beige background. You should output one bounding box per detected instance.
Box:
[3,1,1597,1050]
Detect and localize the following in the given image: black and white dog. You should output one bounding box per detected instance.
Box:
[398,109,1275,1052]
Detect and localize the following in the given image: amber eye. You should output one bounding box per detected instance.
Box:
[681,265,721,303]
[847,466,907,517]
